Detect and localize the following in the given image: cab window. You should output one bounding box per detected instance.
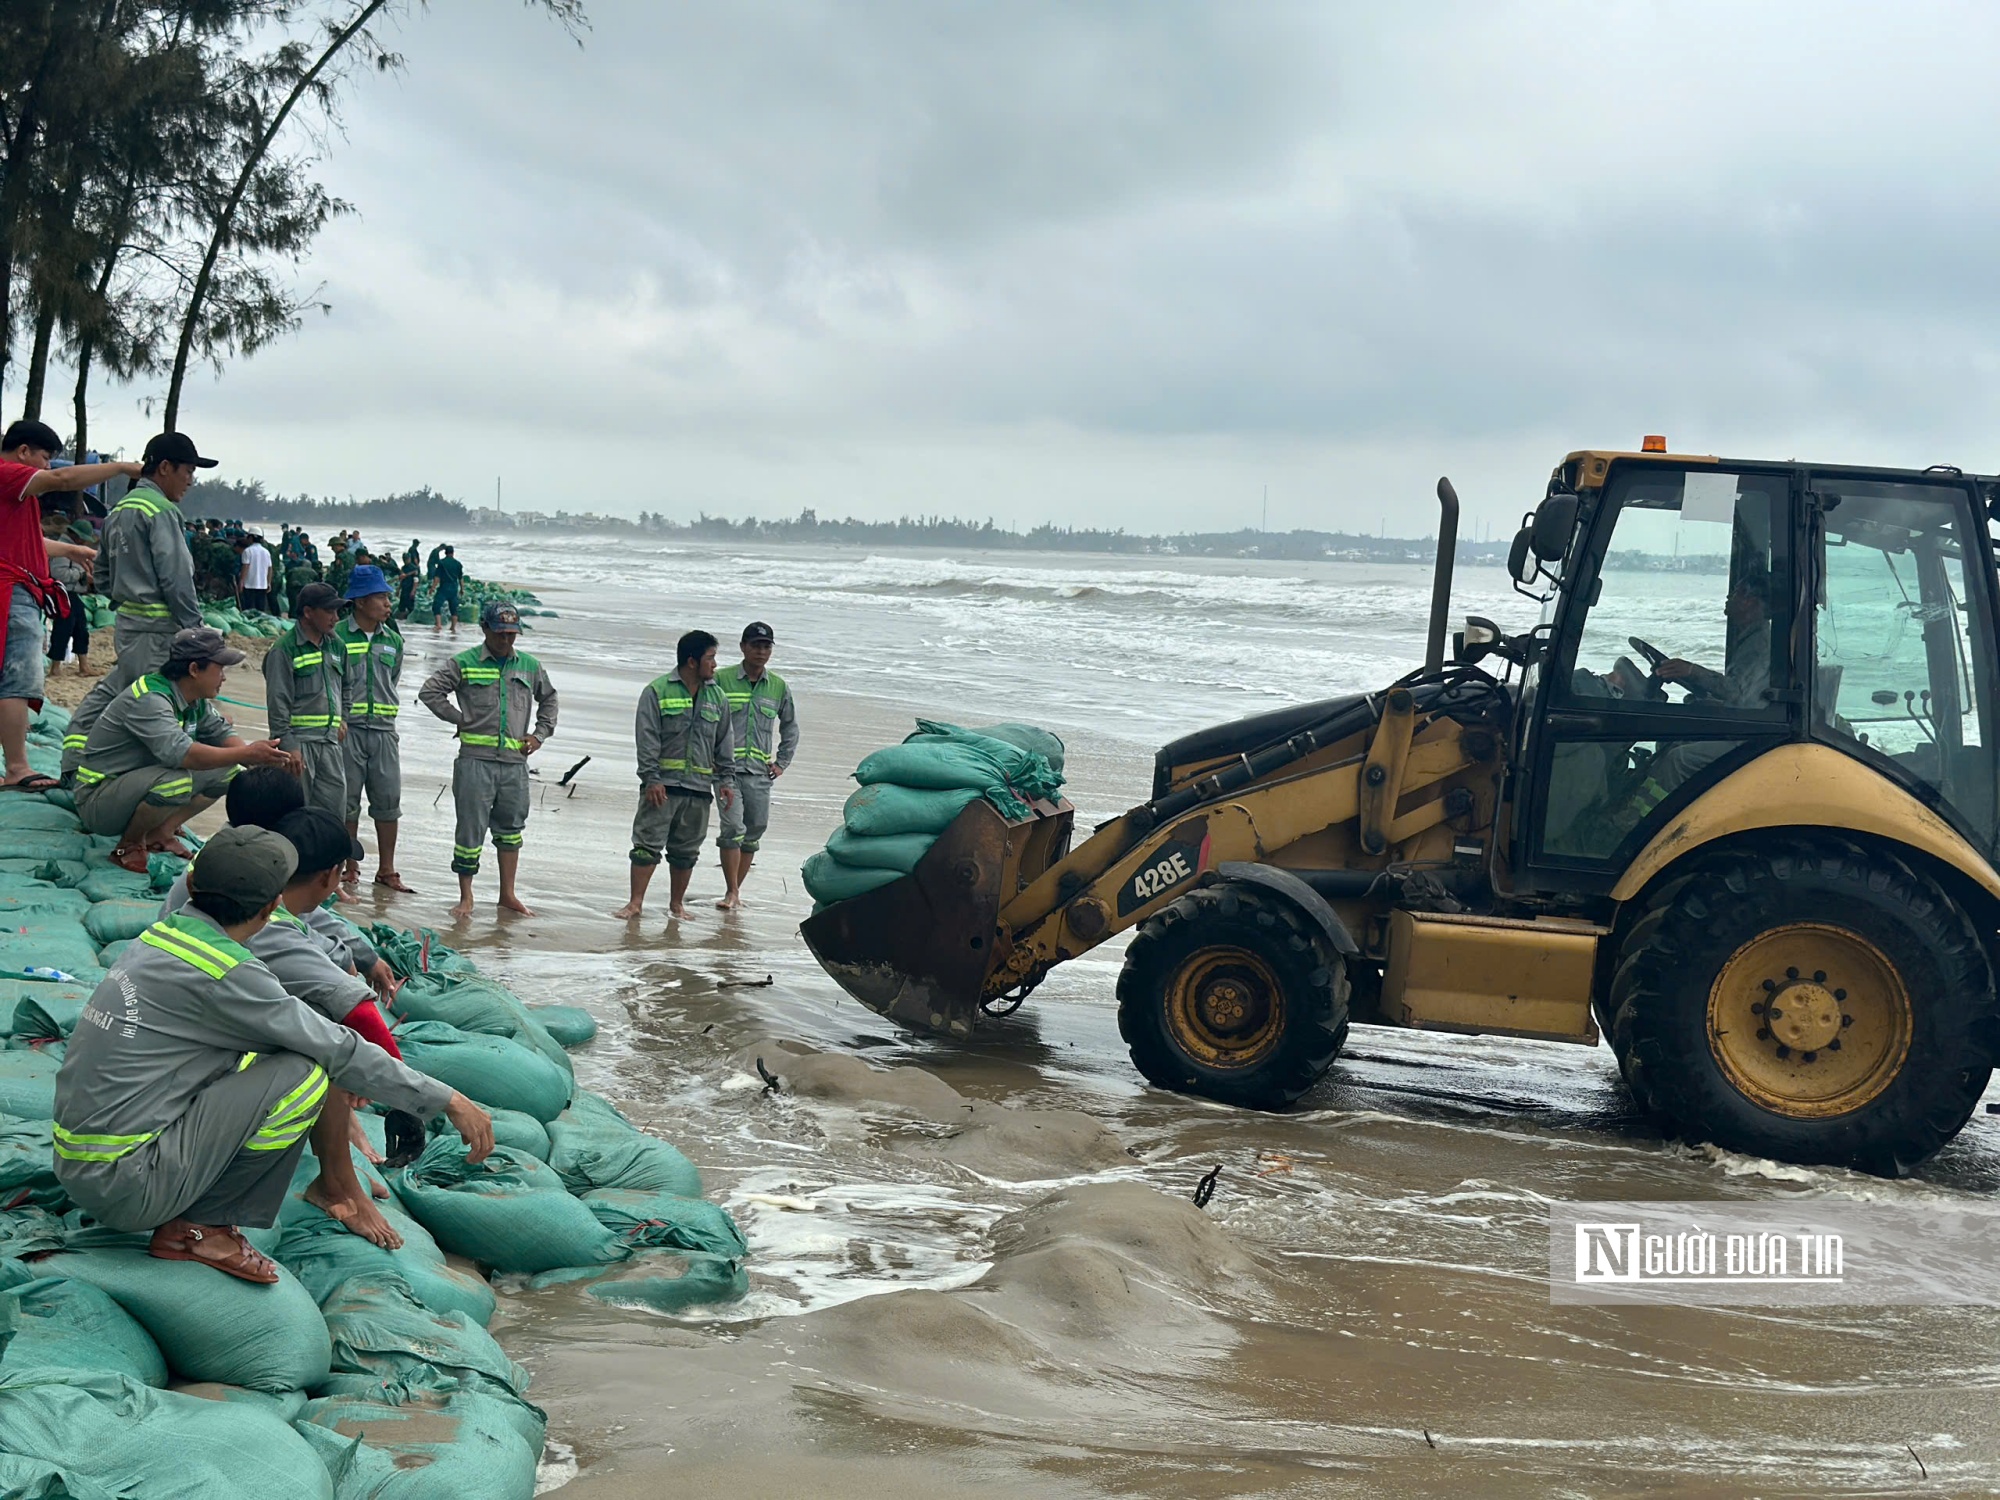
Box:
[1812,478,1998,850]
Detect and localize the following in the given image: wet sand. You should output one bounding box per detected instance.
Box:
[156,569,2000,1497]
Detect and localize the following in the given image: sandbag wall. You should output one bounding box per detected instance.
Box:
[0,707,744,1497]
[803,720,1067,908]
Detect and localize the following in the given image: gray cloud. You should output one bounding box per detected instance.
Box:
[79,0,2000,529]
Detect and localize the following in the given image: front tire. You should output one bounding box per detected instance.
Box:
[1117,883,1349,1109]
[1608,837,2000,1174]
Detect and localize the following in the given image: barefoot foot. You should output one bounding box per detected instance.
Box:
[611,900,643,920]
[669,903,690,920]
[304,1176,403,1248]
[498,894,536,916]
[448,900,474,920]
[716,893,741,911]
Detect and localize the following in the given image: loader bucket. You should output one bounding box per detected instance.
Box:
[801,796,1073,1037]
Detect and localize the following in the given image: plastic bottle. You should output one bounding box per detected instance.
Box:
[20,966,77,984]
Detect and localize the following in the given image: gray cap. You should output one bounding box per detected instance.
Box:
[479,600,521,632]
[188,826,297,908]
[166,626,246,669]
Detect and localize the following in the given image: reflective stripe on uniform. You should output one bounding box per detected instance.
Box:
[116,601,172,618]
[248,1065,328,1149]
[138,919,245,980]
[52,1123,157,1162]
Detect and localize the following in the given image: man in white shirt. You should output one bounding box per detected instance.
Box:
[237,533,274,615]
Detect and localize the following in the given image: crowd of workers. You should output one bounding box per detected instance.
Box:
[0,413,810,1286]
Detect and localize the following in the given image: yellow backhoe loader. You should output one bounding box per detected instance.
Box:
[803,447,2000,1174]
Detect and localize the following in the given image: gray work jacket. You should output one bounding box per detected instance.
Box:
[335,621,405,735]
[635,673,733,796]
[74,674,233,791]
[418,646,557,765]
[101,482,201,634]
[159,878,381,976]
[264,624,345,743]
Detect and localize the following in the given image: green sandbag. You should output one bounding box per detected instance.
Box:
[392,1021,570,1123]
[7,858,89,888]
[0,1115,67,1208]
[294,1391,538,1500]
[3,833,91,864]
[5,981,91,1038]
[390,978,570,1075]
[439,1106,549,1162]
[0,885,91,920]
[0,1048,62,1119]
[83,899,157,946]
[0,1369,334,1500]
[968,721,1067,775]
[581,1188,748,1258]
[529,1250,749,1314]
[853,719,1063,818]
[275,1191,495,1329]
[76,863,173,903]
[394,1138,622,1274]
[96,940,129,966]
[0,1265,168,1386]
[840,782,981,838]
[527,1003,596,1048]
[169,1380,308,1421]
[320,1273,537,1419]
[800,850,903,907]
[546,1090,702,1197]
[824,827,936,873]
[0,802,81,833]
[41,1240,332,1393]
[364,923,479,981]
[0,927,103,981]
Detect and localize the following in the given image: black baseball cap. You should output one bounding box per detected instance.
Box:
[742,621,775,644]
[167,625,247,668]
[142,431,218,469]
[296,582,341,613]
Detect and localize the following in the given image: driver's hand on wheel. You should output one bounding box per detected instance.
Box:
[1658,659,1723,692]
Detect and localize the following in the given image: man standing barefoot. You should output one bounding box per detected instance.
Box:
[714,622,799,910]
[418,601,557,919]
[615,630,732,922]
[335,565,413,894]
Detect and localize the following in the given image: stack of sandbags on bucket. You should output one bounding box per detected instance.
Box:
[393,1087,748,1315]
[0,1204,339,1497]
[803,720,1066,909]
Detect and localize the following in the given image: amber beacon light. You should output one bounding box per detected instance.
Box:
[1641,434,1668,452]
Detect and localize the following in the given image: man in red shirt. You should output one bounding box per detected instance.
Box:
[0,420,140,791]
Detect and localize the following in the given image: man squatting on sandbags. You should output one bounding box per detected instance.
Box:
[54,826,493,1283]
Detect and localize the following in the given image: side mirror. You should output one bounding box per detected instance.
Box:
[1530,494,1579,562]
[1454,614,1504,664]
[1508,526,1535,584]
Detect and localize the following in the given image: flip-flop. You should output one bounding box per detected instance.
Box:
[147,1222,280,1284]
[0,774,58,793]
[374,873,417,893]
[109,845,150,874]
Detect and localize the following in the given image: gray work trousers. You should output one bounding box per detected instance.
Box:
[282,735,347,821]
[343,728,402,822]
[451,757,529,875]
[715,770,773,852]
[57,1052,326,1232]
[61,622,176,775]
[75,763,235,839]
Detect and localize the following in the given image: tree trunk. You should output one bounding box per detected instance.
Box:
[20,301,56,421]
[164,0,392,429]
[71,332,93,461]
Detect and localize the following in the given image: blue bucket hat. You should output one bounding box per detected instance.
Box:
[343,563,391,601]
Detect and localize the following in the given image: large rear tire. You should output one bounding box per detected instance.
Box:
[1117,883,1348,1109]
[1608,837,2000,1174]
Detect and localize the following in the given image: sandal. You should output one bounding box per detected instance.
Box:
[147,836,194,859]
[147,1221,280,1284]
[110,844,150,874]
[0,774,58,794]
[373,872,417,893]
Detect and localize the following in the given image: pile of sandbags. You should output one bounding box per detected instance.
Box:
[802,720,1066,908]
[0,708,747,1495]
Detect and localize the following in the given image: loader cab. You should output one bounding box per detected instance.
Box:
[1510,454,2000,893]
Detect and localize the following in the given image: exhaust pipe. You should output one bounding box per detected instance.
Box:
[1425,476,1460,674]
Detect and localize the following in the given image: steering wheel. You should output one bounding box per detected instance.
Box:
[1627,636,1669,673]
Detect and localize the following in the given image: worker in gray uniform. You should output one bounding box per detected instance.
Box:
[53,826,493,1284]
[714,621,799,911]
[74,627,294,872]
[614,629,733,923]
[417,600,558,920]
[334,564,412,894]
[264,581,347,820]
[61,432,215,780]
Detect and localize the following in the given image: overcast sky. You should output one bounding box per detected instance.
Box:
[71,2,2000,531]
